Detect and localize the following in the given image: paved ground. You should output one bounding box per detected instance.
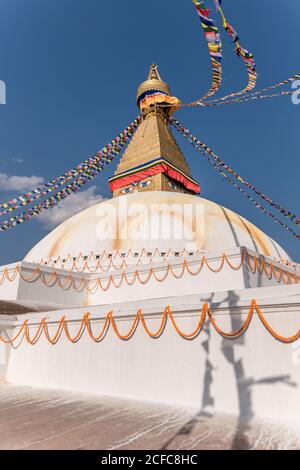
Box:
[0,384,299,450]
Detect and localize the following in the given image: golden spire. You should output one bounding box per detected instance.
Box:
[147,63,162,81]
[108,65,199,197]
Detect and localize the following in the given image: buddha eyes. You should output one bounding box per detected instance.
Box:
[139,181,151,188]
[169,181,185,193]
[122,187,133,194]
[121,180,151,194]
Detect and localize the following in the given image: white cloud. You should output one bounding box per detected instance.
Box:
[11,158,24,164]
[0,172,44,191]
[38,186,106,229]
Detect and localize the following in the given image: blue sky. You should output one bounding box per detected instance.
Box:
[0,0,299,264]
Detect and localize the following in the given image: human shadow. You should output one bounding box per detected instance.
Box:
[161,293,216,450]
[161,289,297,450]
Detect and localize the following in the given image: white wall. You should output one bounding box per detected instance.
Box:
[4,285,300,425]
[0,263,20,301]
[0,317,14,381]
[16,263,88,307]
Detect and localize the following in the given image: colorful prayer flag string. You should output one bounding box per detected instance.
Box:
[159,2,299,109]
[189,0,223,102]
[202,90,294,107]
[213,0,257,98]
[171,119,300,238]
[158,73,299,108]
[0,117,141,232]
[1,175,100,231]
[202,74,300,106]
[0,117,141,217]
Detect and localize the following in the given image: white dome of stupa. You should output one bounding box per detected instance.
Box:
[24,191,290,263]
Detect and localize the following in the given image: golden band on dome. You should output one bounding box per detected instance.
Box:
[137,79,171,103]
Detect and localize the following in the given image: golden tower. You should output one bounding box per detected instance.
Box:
[109,65,200,197]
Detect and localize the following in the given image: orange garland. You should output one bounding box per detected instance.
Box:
[0,250,298,292]
[1,300,299,345]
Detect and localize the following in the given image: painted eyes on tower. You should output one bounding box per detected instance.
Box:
[139,181,151,188]
[121,187,133,194]
[121,181,151,194]
[169,181,185,193]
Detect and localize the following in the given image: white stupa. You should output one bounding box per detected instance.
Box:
[1,66,300,446]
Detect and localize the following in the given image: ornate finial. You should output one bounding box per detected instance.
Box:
[147,64,162,81]
[137,65,171,105]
